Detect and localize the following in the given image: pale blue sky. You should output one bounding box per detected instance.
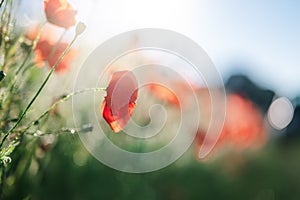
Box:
[20,0,300,98]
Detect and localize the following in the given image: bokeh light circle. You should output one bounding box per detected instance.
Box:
[268,97,294,130]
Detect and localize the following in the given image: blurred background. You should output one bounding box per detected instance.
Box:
[6,0,300,199]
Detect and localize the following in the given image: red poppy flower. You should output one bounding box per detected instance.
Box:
[101,71,138,132]
[44,0,77,29]
[34,38,77,73]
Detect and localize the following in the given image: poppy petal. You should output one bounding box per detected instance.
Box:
[101,71,138,132]
[44,0,76,29]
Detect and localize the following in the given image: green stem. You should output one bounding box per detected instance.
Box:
[23,87,105,132]
[0,33,78,147]
[0,164,4,199]
[15,22,45,75]
[0,23,45,123]
[0,0,4,8]
[0,0,8,25]
[2,22,45,99]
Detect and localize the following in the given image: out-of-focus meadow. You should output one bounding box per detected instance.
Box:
[1,0,300,199]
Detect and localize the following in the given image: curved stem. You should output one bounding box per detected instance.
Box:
[0,33,78,147]
[23,87,105,132]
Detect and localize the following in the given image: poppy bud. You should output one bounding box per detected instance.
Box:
[76,22,86,36]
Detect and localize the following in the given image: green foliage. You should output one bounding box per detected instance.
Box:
[0,1,83,198]
[2,136,300,200]
[0,140,18,166]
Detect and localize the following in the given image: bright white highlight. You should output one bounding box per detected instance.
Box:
[268,97,294,130]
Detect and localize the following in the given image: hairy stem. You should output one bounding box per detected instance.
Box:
[0,33,78,147]
[23,87,105,132]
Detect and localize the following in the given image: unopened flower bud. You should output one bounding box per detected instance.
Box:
[76,22,86,36]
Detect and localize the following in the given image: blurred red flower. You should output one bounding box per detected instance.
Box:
[25,25,40,41]
[34,38,77,73]
[196,93,267,158]
[148,81,196,108]
[101,71,138,132]
[44,0,77,29]
[149,84,179,106]
[222,94,266,149]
